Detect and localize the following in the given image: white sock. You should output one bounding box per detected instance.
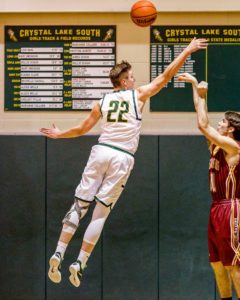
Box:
[77,250,91,268]
[55,241,67,259]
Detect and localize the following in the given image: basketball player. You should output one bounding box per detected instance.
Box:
[177,72,240,300]
[40,37,207,287]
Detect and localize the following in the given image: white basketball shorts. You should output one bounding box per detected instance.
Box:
[75,144,135,209]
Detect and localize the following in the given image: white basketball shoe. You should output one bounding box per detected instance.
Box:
[69,260,85,287]
[48,252,62,283]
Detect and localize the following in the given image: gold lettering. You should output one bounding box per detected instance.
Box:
[202,29,220,35]
[19,29,52,37]
[223,29,240,36]
[55,29,73,35]
[75,29,100,37]
[165,29,198,37]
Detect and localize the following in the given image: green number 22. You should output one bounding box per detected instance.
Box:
[107,100,129,122]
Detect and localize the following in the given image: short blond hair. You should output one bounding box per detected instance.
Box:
[109,60,132,88]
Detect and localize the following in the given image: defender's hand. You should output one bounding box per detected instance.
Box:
[177,72,198,84]
[197,81,208,98]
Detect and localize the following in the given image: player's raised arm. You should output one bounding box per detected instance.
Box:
[137,37,208,102]
[177,73,240,155]
[40,102,101,139]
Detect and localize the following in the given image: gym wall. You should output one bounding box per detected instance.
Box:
[0,135,213,300]
[0,2,238,300]
[0,9,239,135]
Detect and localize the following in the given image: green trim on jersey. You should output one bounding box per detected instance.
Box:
[94,196,113,209]
[100,94,107,116]
[98,143,134,157]
[74,196,93,203]
[132,90,142,121]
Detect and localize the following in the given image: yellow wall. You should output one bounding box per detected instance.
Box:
[0,12,240,134]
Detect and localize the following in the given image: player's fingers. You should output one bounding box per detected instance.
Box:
[176,76,185,81]
[199,80,208,85]
[177,72,186,75]
[198,83,208,90]
[198,40,208,44]
[176,72,187,77]
[196,38,208,43]
[39,128,57,138]
[41,129,53,135]
[40,127,49,131]
[198,44,208,49]
[197,38,208,42]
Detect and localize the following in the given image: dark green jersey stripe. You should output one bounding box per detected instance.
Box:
[75,196,93,203]
[132,90,142,121]
[98,143,134,157]
[94,196,113,209]
[100,94,106,116]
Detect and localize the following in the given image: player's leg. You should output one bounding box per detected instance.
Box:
[69,201,111,287]
[213,200,240,299]
[68,147,134,287]
[48,145,107,283]
[48,199,91,283]
[226,265,240,299]
[228,200,240,299]
[208,202,235,300]
[211,262,232,299]
[71,148,133,272]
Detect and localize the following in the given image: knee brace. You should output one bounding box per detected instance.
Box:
[62,199,90,229]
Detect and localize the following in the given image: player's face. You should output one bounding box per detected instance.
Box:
[122,70,135,90]
[217,118,230,135]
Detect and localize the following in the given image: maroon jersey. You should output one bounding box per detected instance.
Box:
[208,144,240,266]
[209,144,240,202]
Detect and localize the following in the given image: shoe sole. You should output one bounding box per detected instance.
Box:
[48,257,61,283]
[69,265,80,287]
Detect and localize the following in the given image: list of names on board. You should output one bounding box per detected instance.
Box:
[150,25,240,112]
[5,26,116,111]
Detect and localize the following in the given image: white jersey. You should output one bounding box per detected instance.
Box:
[98,89,142,155]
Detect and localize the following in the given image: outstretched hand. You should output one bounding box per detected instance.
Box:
[186,37,208,53]
[40,124,62,139]
[176,72,198,84]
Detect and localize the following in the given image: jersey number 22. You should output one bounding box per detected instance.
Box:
[107,100,129,123]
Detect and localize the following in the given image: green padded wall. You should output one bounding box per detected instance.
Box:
[46,137,101,300]
[0,135,217,300]
[0,136,45,300]
[102,136,159,300]
[159,136,214,300]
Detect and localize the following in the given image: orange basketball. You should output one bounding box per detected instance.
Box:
[130,0,157,27]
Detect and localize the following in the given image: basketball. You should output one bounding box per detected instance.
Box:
[130,0,157,27]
